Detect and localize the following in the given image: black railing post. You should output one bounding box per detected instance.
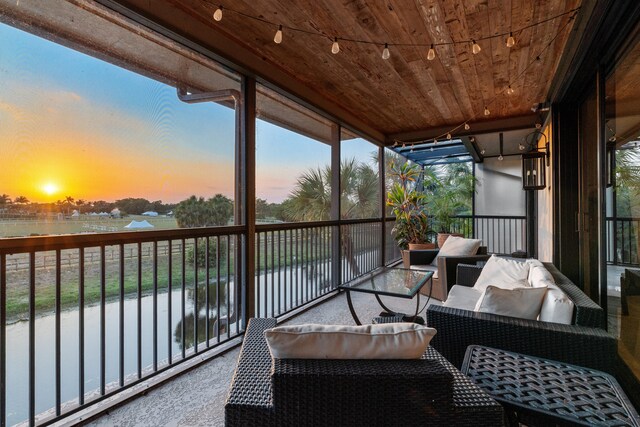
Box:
[331,125,341,288]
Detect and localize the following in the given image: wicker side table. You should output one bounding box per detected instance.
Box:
[461,345,640,426]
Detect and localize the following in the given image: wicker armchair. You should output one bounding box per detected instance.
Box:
[225,318,503,426]
[427,263,617,374]
[408,246,490,301]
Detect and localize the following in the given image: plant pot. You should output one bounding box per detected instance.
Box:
[408,242,436,250]
[437,232,463,249]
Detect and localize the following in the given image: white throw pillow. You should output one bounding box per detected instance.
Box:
[431,236,482,266]
[539,283,575,324]
[473,255,531,292]
[526,259,555,287]
[474,285,548,320]
[264,323,436,359]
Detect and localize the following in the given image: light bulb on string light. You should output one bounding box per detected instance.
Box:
[427,44,436,61]
[331,37,340,54]
[506,85,515,95]
[464,123,470,131]
[274,25,283,44]
[498,154,504,161]
[382,43,390,60]
[506,32,515,48]
[433,138,438,145]
[446,133,452,140]
[519,143,526,151]
[213,6,223,22]
[402,142,406,149]
[472,40,481,54]
[484,106,490,116]
[480,149,486,155]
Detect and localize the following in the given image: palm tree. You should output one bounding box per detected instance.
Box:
[0,194,11,207]
[284,158,380,276]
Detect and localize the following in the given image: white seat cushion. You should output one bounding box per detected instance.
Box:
[431,236,482,266]
[409,264,438,279]
[264,323,437,359]
[473,255,530,292]
[443,285,482,311]
[474,285,548,320]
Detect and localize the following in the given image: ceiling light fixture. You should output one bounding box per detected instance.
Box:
[274,25,283,44]
[506,85,514,95]
[331,37,340,54]
[506,32,515,48]
[213,6,223,22]
[382,43,390,60]
[427,44,436,61]
[472,40,481,54]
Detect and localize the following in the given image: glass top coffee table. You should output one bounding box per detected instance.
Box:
[338,267,434,325]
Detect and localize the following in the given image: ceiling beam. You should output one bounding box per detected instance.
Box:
[461,136,482,163]
[386,114,541,145]
[98,0,386,144]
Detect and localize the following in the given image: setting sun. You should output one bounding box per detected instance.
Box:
[42,182,59,196]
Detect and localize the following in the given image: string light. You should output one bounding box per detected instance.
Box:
[506,85,515,95]
[274,25,283,44]
[446,133,452,140]
[480,149,486,155]
[484,106,490,116]
[213,6,223,22]
[519,143,526,151]
[472,40,481,54]
[402,142,406,149]
[464,123,470,131]
[434,138,438,144]
[331,37,340,54]
[382,43,390,60]
[498,154,504,161]
[506,32,515,48]
[427,44,436,61]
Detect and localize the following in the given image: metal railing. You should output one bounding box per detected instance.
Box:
[1,227,244,427]
[607,217,640,266]
[441,215,527,255]
[254,219,391,319]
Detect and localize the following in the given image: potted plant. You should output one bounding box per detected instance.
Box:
[386,161,434,266]
[424,164,477,248]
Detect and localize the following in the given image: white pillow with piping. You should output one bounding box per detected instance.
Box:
[431,236,482,266]
[474,285,548,320]
[264,323,436,359]
[473,255,531,292]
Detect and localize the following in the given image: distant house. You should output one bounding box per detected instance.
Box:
[142,211,158,217]
[111,208,121,218]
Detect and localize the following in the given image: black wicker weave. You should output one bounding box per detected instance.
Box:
[225,318,504,426]
[461,345,640,427]
[427,263,617,373]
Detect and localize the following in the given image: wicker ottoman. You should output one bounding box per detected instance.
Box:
[461,345,640,426]
[225,318,504,426]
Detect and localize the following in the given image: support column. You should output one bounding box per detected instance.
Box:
[242,77,256,322]
[379,146,386,266]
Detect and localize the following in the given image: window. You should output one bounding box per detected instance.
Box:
[255,85,334,223]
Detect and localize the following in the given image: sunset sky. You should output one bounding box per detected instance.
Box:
[0,23,374,204]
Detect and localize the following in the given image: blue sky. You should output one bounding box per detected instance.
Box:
[0,21,378,204]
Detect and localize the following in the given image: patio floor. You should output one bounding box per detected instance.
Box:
[86,290,440,427]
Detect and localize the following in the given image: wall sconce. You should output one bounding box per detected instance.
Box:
[522,151,546,190]
[606,141,615,188]
[521,131,548,190]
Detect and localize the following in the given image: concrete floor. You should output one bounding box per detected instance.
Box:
[86,291,438,427]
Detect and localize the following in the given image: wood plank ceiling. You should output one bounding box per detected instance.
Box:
[168,0,580,138]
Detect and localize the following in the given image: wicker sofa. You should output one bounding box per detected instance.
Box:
[225,318,503,426]
[427,262,617,373]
